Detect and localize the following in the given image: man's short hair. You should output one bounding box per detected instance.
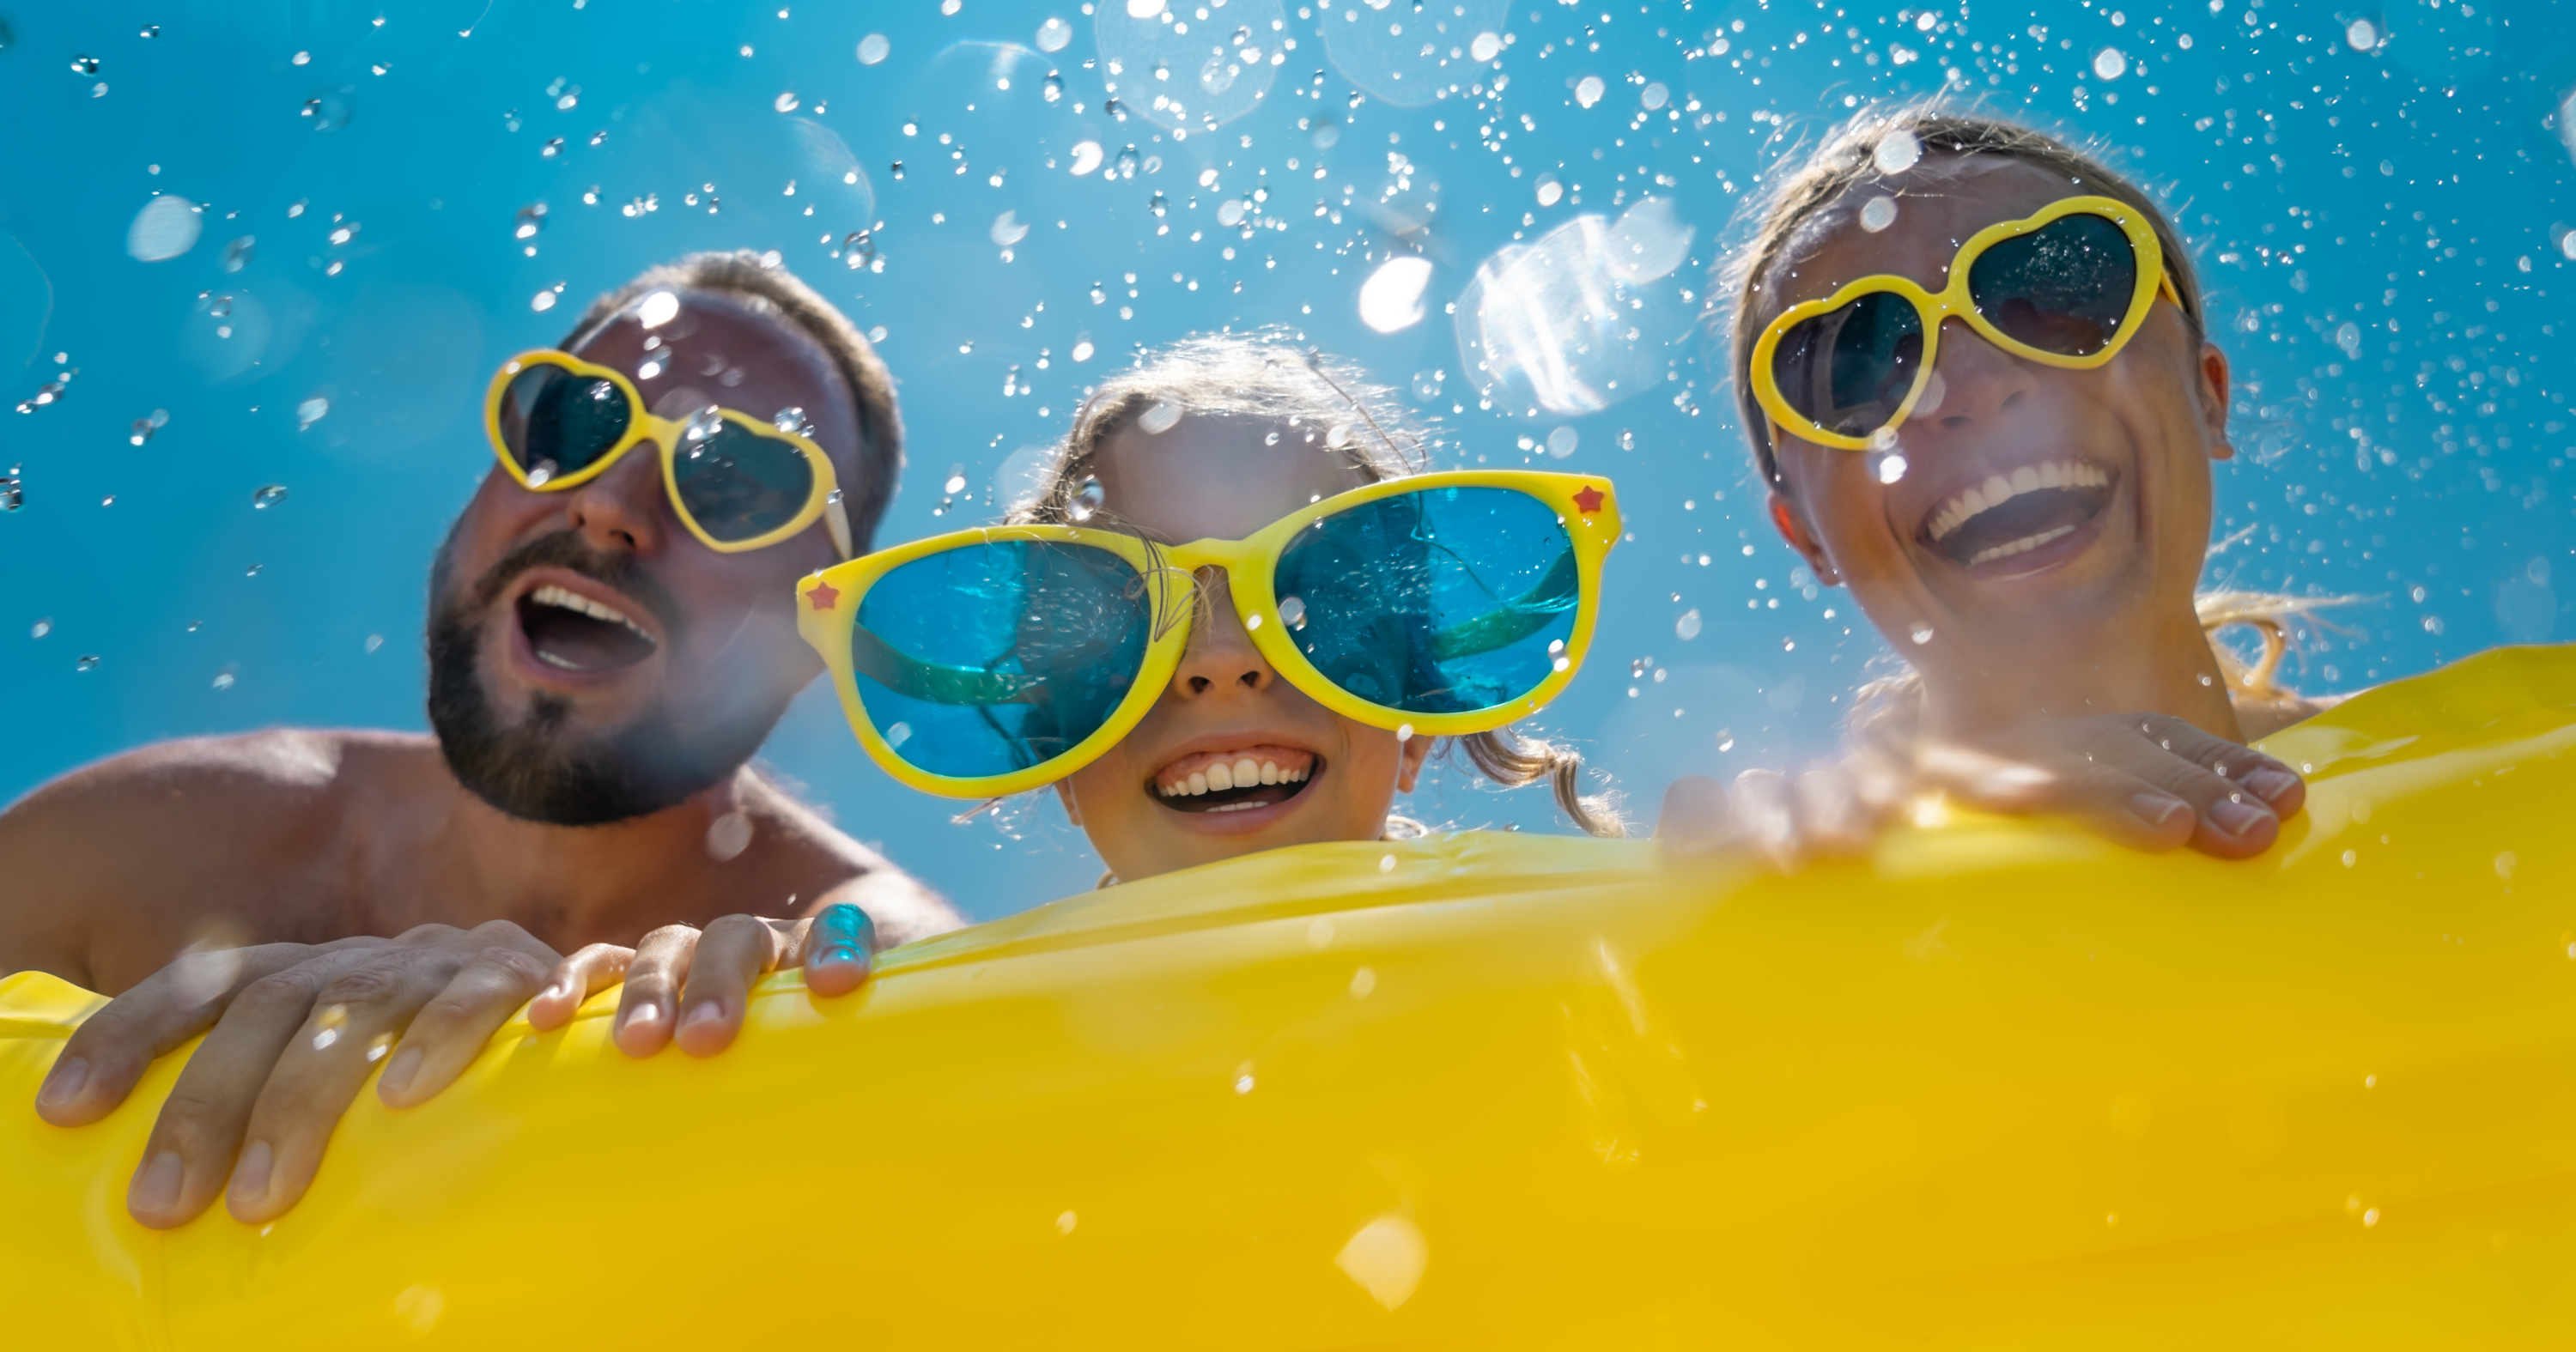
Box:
[567,251,902,552]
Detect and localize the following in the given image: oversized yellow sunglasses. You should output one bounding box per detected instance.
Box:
[793,470,1620,799]
[484,349,854,558]
[1750,195,2184,452]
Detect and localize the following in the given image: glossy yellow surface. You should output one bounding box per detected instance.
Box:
[5,644,2575,1349]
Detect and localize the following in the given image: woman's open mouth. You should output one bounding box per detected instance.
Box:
[514,584,659,673]
[1921,459,2117,570]
[1153,746,1317,815]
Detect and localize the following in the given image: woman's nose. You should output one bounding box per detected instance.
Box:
[1171,568,1277,698]
[1909,318,2041,437]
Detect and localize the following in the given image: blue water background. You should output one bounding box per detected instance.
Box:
[3,0,2570,919]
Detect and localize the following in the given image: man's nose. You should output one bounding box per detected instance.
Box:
[556,442,667,555]
[1170,568,1278,698]
[1905,318,2041,441]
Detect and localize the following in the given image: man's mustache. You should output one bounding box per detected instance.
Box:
[458,530,683,640]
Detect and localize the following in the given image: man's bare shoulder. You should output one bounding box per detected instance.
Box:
[736,769,966,946]
[5,728,434,814]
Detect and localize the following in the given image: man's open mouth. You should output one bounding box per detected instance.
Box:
[1922,459,2117,568]
[1153,746,1317,815]
[515,584,659,673]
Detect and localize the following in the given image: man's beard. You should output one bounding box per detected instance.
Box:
[426,529,781,827]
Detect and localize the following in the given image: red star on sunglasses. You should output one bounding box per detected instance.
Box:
[805,579,841,611]
[1572,484,1605,515]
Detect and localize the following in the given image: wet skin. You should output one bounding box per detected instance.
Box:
[13,288,951,1231]
[1756,154,2245,746]
[1058,414,1433,883]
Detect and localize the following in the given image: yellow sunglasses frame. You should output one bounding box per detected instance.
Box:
[483,349,854,558]
[1749,195,2184,452]
[793,470,1623,799]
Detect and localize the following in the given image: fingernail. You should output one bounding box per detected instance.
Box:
[227,1140,272,1207]
[540,983,570,1003]
[129,1150,184,1214]
[681,1001,723,1030]
[815,902,876,950]
[378,1046,423,1095]
[2129,792,2187,828]
[2210,795,2273,837]
[622,1003,661,1031]
[37,1056,88,1108]
[2244,767,2300,804]
[813,945,859,968]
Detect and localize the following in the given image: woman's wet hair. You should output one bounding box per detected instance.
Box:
[1016,330,1625,838]
[1716,100,2208,491]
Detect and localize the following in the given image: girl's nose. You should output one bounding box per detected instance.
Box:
[1170,568,1277,697]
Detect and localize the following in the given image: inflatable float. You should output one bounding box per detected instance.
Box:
[5,643,2576,1348]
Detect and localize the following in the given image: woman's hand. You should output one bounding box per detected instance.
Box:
[1656,712,2305,867]
[563,902,877,1060]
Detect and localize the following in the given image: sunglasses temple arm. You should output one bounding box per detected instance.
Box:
[825,495,854,560]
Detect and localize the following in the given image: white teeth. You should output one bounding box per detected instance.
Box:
[1206,761,1234,791]
[1928,460,2109,542]
[1232,756,1260,787]
[1966,524,2079,567]
[1188,771,1210,796]
[1157,755,1311,797]
[1260,761,1280,785]
[530,584,654,643]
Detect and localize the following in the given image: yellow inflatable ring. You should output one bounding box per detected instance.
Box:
[6,645,2575,1348]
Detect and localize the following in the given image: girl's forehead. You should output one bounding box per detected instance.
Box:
[1760,154,2081,314]
[1095,412,1371,542]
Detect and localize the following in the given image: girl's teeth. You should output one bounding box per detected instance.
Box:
[1232,756,1260,786]
[1207,761,1235,791]
[1188,771,1209,796]
[1157,755,1311,797]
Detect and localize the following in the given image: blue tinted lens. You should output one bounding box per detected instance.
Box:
[498,363,630,479]
[849,540,1151,779]
[673,420,813,542]
[1273,486,1579,716]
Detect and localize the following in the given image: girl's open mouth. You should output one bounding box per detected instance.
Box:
[1152,746,1318,815]
[1920,458,2117,570]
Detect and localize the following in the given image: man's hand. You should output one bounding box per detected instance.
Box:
[1656,713,2305,866]
[581,902,876,1059]
[32,921,578,1228]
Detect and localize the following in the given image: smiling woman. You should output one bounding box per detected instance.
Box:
[1719,104,2335,844]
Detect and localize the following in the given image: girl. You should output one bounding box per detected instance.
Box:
[1666,104,2327,861]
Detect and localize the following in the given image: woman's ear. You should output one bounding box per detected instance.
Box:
[1396,735,1433,793]
[1054,780,1084,827]
[1767,491,1841,585]
[2196,341,2236,462]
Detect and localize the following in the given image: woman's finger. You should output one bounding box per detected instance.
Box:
[798,903,878,997]
[2071,717,2283,858]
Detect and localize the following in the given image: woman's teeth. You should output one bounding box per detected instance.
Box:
[1966,524,2079,567]
[1927,460,2109,543]
[1157,755,1310,798]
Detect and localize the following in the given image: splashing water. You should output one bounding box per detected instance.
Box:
[1457,197,1697,417]
[856,33,890,64]
[773,407,812,437]
[252,485,288,509]
[1874,129,1923,175]
[1136,400,1182,435]
[1069,476,1105,521]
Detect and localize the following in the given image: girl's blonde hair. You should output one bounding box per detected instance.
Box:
[1014,330,1625,837]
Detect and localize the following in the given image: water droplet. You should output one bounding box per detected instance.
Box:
[245,563,263,577]
[1071,338,1095,362]
[220,235,255,272]
[1641,82,1668,111]
[1575,75,1605,108]
[76,654,100,671]
[1136,400,1182,434]
[1875,452,1909,484]
[301,93,351,131]
[526,460,557,487]
[513,203,547,240]
[1471,31,1504,62]
[1411,370,1443,400]
[1535,174,1563,208]
[2091,47,2126,81]
[1675,609,1703,640]
[1378,854,1396,873]
[2345,16,2379,50]
[683,406,726,444]
[774,90,800,112]
[1911,623,1935,645]
[883,720,914,748]
[942,471,969,496]
[126,194,203,263]
[855,33,890,64]
[541,136,564,158]
[842,231,877,270]
[991,210,1030,246]
[70,55,100,75]
[1037,17,1073,52]
[1069,140,1104,176]
[1043,72,1065,103]
[1546,427,1579,458]
[129,409,169,446]
[1395,723,1414,743]
[1,470,20,513]
[295,396,330,430]
[1279,596,1307,629]
[365,634,384,652]
[1873,129,1923,175]
[2335,322,2361,359]
[1114,145,1140,179]
[30,618,50,639]
[1147,191,1169,217]
[765,407,810,440]
[212,670,235,690]
[1859,196,1899,233]
[1069,476,1105,520]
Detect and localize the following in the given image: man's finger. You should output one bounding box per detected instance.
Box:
[38,943,342,1128]
[374,947,556,1110]
[525,944,634,1033]
[613,925,704,1058]
[799,903,877,997]
[224,949,475,1224]
[673,916,793,1058]
[124,960,350,1228]
[1654,776,1734,857]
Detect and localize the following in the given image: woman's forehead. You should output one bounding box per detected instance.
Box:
[1759,154,2082,313]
